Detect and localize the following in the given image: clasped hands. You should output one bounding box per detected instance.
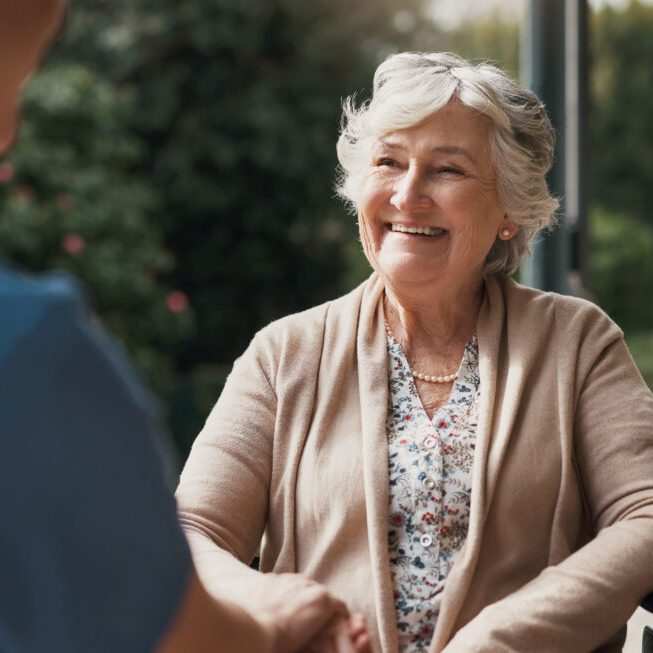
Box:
[250,572,371,653]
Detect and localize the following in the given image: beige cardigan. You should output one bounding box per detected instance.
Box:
[176,273,653,652]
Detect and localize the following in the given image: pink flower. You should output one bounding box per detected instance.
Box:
[165,290,189,313]
[61,233,85,255]
[0,162,15,184]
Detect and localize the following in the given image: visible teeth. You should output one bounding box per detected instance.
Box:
[391,224,445,236]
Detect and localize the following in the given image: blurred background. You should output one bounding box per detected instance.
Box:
[1,0,652,463]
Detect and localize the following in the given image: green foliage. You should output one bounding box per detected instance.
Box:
[442,14,520,79]
[590,1,653,224]
[590,206,653,333]
[587,0,653,355]
[626,331,653,389]
[0,62,193,397]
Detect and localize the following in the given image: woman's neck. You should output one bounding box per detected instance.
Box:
[383,276,484,352]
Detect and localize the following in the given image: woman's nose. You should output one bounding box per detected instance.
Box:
[389,168,432,213]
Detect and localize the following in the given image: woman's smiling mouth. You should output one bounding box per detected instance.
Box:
[389,223,447,237]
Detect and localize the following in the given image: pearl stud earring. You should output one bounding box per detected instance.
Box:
[501,228,511,238]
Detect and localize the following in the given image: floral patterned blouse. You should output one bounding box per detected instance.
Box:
[386,333,480,652]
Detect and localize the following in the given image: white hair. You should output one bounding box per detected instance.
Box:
[336,51,559,275]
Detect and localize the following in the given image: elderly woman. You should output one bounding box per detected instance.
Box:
[176,52,653,652]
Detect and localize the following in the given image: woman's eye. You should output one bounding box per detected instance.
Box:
[435,166,463,175]
[377,158,398,168]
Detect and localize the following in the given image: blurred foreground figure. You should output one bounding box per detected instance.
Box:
[0,1,364,651]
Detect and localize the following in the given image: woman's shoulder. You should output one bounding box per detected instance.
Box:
[499,275,617,323]
[495,274,623,347]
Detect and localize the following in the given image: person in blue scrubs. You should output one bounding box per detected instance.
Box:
[0,2,364,651]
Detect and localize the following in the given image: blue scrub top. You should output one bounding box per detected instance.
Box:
[0,267,191,653]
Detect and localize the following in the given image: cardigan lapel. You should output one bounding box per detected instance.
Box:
[430,274,523,649]
[478,276,533,514]
[357,274,400,653]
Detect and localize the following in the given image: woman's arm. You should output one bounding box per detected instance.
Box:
[444,335,653,652]
[176,332,277,597]
[176,330,371,653]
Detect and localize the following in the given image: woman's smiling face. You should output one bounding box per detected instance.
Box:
[358,100,513,294]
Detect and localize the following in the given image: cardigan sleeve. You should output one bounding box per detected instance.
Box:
[444,318,653,652]
[176,332,278,602]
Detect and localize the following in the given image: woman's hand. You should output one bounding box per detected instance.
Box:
[348,613,372,653]
[252,572,369,653]
[304,613,371,653]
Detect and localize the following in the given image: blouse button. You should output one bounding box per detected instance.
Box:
[422,436,437,450]
[423,477,436,490]
[420,534,433,548]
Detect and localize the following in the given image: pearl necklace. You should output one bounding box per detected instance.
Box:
[384,321,458,384]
